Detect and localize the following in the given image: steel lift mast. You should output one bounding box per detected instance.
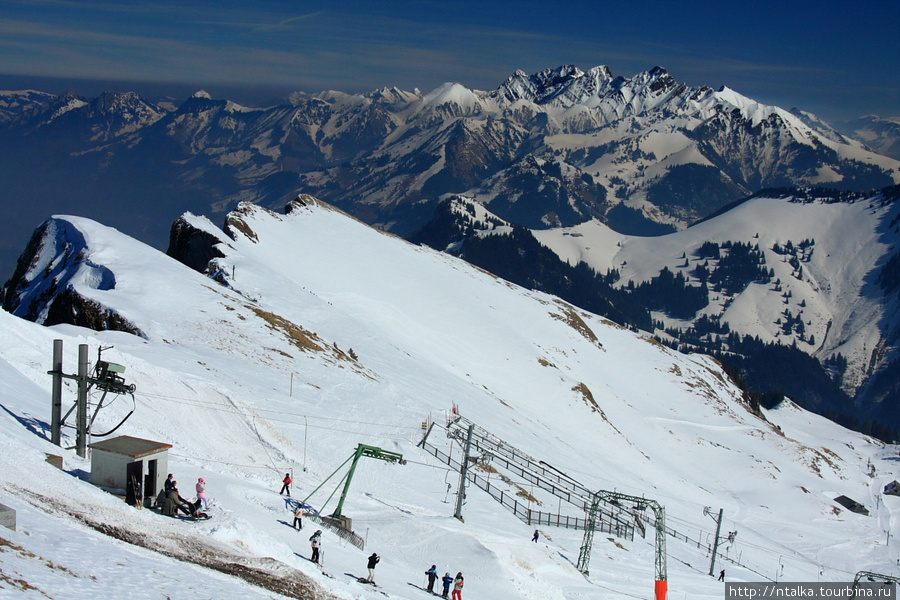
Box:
[577,490,667,600]
[301,443,406,527]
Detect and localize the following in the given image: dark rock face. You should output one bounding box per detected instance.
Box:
[43,287,143,336]
[1,221,52,314]
[166,216,226,274]
[1,217,144,338]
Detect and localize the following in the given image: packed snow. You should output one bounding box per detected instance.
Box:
[1,198,899,599]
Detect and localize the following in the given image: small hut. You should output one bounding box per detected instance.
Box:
[89,435,172,507]
[834,495,869,515]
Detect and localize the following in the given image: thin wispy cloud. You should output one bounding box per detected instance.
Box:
[250,12,326,34]
[0,1,896,119]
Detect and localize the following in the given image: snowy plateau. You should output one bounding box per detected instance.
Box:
[1,198,900,599]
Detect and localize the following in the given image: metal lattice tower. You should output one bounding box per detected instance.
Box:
[853,571,900,592]
[577,490,666,596]
[576,494,602,573]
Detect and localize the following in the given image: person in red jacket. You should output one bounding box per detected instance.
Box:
[452,572,464,600]
[280,472,292,496]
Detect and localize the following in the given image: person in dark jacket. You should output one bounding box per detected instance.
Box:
[441,572,453,598]
[366,552,380,583]
[425,564,438,593]
[164,473,174,497]
[532,529,539,542]
[162,491,178,517]
[309,529,322,563]
[163,485,191,517]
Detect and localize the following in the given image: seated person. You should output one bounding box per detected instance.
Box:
[162,484,193,517]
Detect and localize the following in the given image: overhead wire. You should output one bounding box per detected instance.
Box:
[135,389,421,430]
[168,452,279,471]
[133,390,419,443]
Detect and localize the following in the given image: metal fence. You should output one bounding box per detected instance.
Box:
[434,417,768,579]
[421,437,634,540]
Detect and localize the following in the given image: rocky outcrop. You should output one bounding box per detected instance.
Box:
[1,217,144,337]
[166,215,227,274]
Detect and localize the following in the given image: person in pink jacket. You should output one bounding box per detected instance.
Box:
[196,478,209,510]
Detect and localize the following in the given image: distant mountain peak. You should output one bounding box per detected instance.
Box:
[367,86,420,104]
[494,64,603,106]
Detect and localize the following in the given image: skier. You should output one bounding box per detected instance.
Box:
[309,529,322,563]
[441,572,453,599]
[292,504,304,530]
[366,552,380,584]
[452,572,464,600]
[280,472,292,496]
[718,569,725,581]
[196,478,209,510]
[425,564,438,593]
[532,529,539,542]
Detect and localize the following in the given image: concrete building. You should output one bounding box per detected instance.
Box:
[89,435,172,507]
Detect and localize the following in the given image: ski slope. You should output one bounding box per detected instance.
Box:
[0,199,898,599]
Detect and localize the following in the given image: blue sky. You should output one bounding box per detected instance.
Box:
[0,0,897,121]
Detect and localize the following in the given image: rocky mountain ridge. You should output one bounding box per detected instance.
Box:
[1,65,897,278]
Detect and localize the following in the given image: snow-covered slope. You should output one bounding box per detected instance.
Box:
[530,189,900,398]
[1,198,898,599]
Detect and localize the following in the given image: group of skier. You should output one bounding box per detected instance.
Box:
[159,473,209,518]
[426,565,464,599]
[303,524,462,596]
[283,475,465,596]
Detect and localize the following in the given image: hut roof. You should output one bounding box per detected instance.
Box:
[88,435,172,459]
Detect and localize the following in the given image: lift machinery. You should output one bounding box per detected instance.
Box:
[301,443,406,531]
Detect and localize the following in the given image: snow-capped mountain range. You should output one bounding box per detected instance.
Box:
[1,64,897,277]
[1,197,899,599]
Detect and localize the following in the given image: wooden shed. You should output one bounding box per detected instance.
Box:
[89,435,172,507]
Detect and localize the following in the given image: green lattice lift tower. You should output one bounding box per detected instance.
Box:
[301,443,405,530]
[577,490,667,600]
